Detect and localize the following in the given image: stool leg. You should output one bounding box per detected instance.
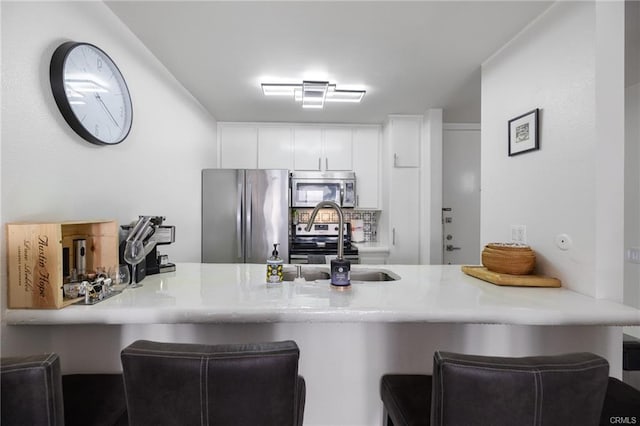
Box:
[383,407,394,426]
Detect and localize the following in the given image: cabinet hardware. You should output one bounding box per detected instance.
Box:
[392,228,396,245]
[247,183,253,258]
[237,183,243,258]
[356,195,359,207]
[393,153,398,167]
[318,158,321,170]
[325,157,328,170]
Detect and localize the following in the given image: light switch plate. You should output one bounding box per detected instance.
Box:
[626,248,640,264]
[510,225,527,244]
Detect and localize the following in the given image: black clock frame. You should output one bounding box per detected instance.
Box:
[49,41,133,146]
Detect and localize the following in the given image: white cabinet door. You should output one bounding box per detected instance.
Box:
[388,116,421,168]
[219,125,258,169]
[387,168,420,264]
[352,127,380,209]
[293,127,323,170]
[258,127,293,170]
[323,128,352,171]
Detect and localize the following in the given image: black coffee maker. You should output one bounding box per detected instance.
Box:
[143,217,176,275]
[119,216,175,284]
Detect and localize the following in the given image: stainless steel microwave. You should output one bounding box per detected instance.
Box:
[290,171,356,208]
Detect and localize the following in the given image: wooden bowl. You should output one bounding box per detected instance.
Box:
[481,243,536,275]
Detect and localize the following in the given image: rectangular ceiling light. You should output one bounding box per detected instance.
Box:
[261,80,365,108]
[325,89,366,103]
[302,81,328,109]
[261,83,298,96]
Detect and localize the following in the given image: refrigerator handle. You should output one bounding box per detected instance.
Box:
[237,182,243,258]
[247,183,253,258]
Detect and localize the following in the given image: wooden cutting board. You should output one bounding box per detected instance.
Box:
[461,265,561,287]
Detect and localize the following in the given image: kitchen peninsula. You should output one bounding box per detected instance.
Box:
[6,263,640,426]
[6,263,640,326]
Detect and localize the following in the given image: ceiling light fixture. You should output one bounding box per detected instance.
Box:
[261,80,365,109]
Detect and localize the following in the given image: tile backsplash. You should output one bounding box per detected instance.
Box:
[293,208,379,242]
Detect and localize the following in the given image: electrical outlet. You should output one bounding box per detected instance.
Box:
[626,248,640,264]
[510,225,527,244]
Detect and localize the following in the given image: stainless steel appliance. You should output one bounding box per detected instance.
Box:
[120,215,176,283]
[290,222,359,264]
[290,171,356,208]
[143,216,176,275]
[202,169,289,263]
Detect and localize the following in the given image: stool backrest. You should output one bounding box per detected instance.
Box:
[431,351,609,426]
[121,340,303,426]
[1,353,65,426]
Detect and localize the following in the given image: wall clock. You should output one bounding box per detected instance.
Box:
[50,41,133,145]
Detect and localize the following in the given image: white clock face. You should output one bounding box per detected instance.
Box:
[61,44,133,144]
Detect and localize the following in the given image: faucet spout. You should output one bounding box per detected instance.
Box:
[305,201,345,260]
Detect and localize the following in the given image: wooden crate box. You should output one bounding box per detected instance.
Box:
[6,220,118,309]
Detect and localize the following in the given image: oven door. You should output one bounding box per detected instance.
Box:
[291,178,355,208]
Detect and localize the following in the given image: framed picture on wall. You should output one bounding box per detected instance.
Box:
[508,108,539,156]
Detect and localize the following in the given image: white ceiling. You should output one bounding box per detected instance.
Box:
[105,1,552,124]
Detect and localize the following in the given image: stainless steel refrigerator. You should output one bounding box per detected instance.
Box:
[202,169,289,263]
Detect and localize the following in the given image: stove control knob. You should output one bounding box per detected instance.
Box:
[297,226,302,232]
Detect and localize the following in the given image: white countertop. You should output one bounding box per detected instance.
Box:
[5,263,640,326]
[352,242,390,253]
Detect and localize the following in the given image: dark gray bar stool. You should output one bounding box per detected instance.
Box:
[121,340,305,426]
[62,373,128,426]
[1,353,65,426]
[381,351,611,426]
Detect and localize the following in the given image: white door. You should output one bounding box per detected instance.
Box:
[442,125,481,265]
[293,127,322,170]
[388,116,421,168]
[323,128,352,171]
[219,125,258,169]
[388,167,420,264]
[352,127,380,209]
[258,126,293,170]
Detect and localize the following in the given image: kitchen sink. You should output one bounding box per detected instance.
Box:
[350,270,400,282]
[282,268,331,282]
[282,267,399,282]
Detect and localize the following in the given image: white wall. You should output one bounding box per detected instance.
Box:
[1,1,217,259]
[1,1,217,352]
[421,108,442,264]
[624,1,640,339]
[482,2,607,297]
[625,82,640,338]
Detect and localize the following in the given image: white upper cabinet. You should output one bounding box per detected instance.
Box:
[352,126,380,209]
[387,116,421,168]
[219,125,258,169]
[293,127,323,170]
[322,128,352,171]
[293,127,352,171]
[258,126,293,170]
[218,124,373,190]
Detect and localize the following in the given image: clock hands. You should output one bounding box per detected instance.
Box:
[94,93,120,129]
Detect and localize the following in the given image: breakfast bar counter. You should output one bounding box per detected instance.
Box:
[6,263,640,326]
[4,263,640,426]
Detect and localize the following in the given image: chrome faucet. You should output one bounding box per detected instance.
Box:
[305,201,345,260]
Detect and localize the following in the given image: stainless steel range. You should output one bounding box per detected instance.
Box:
[290,222,359,264]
